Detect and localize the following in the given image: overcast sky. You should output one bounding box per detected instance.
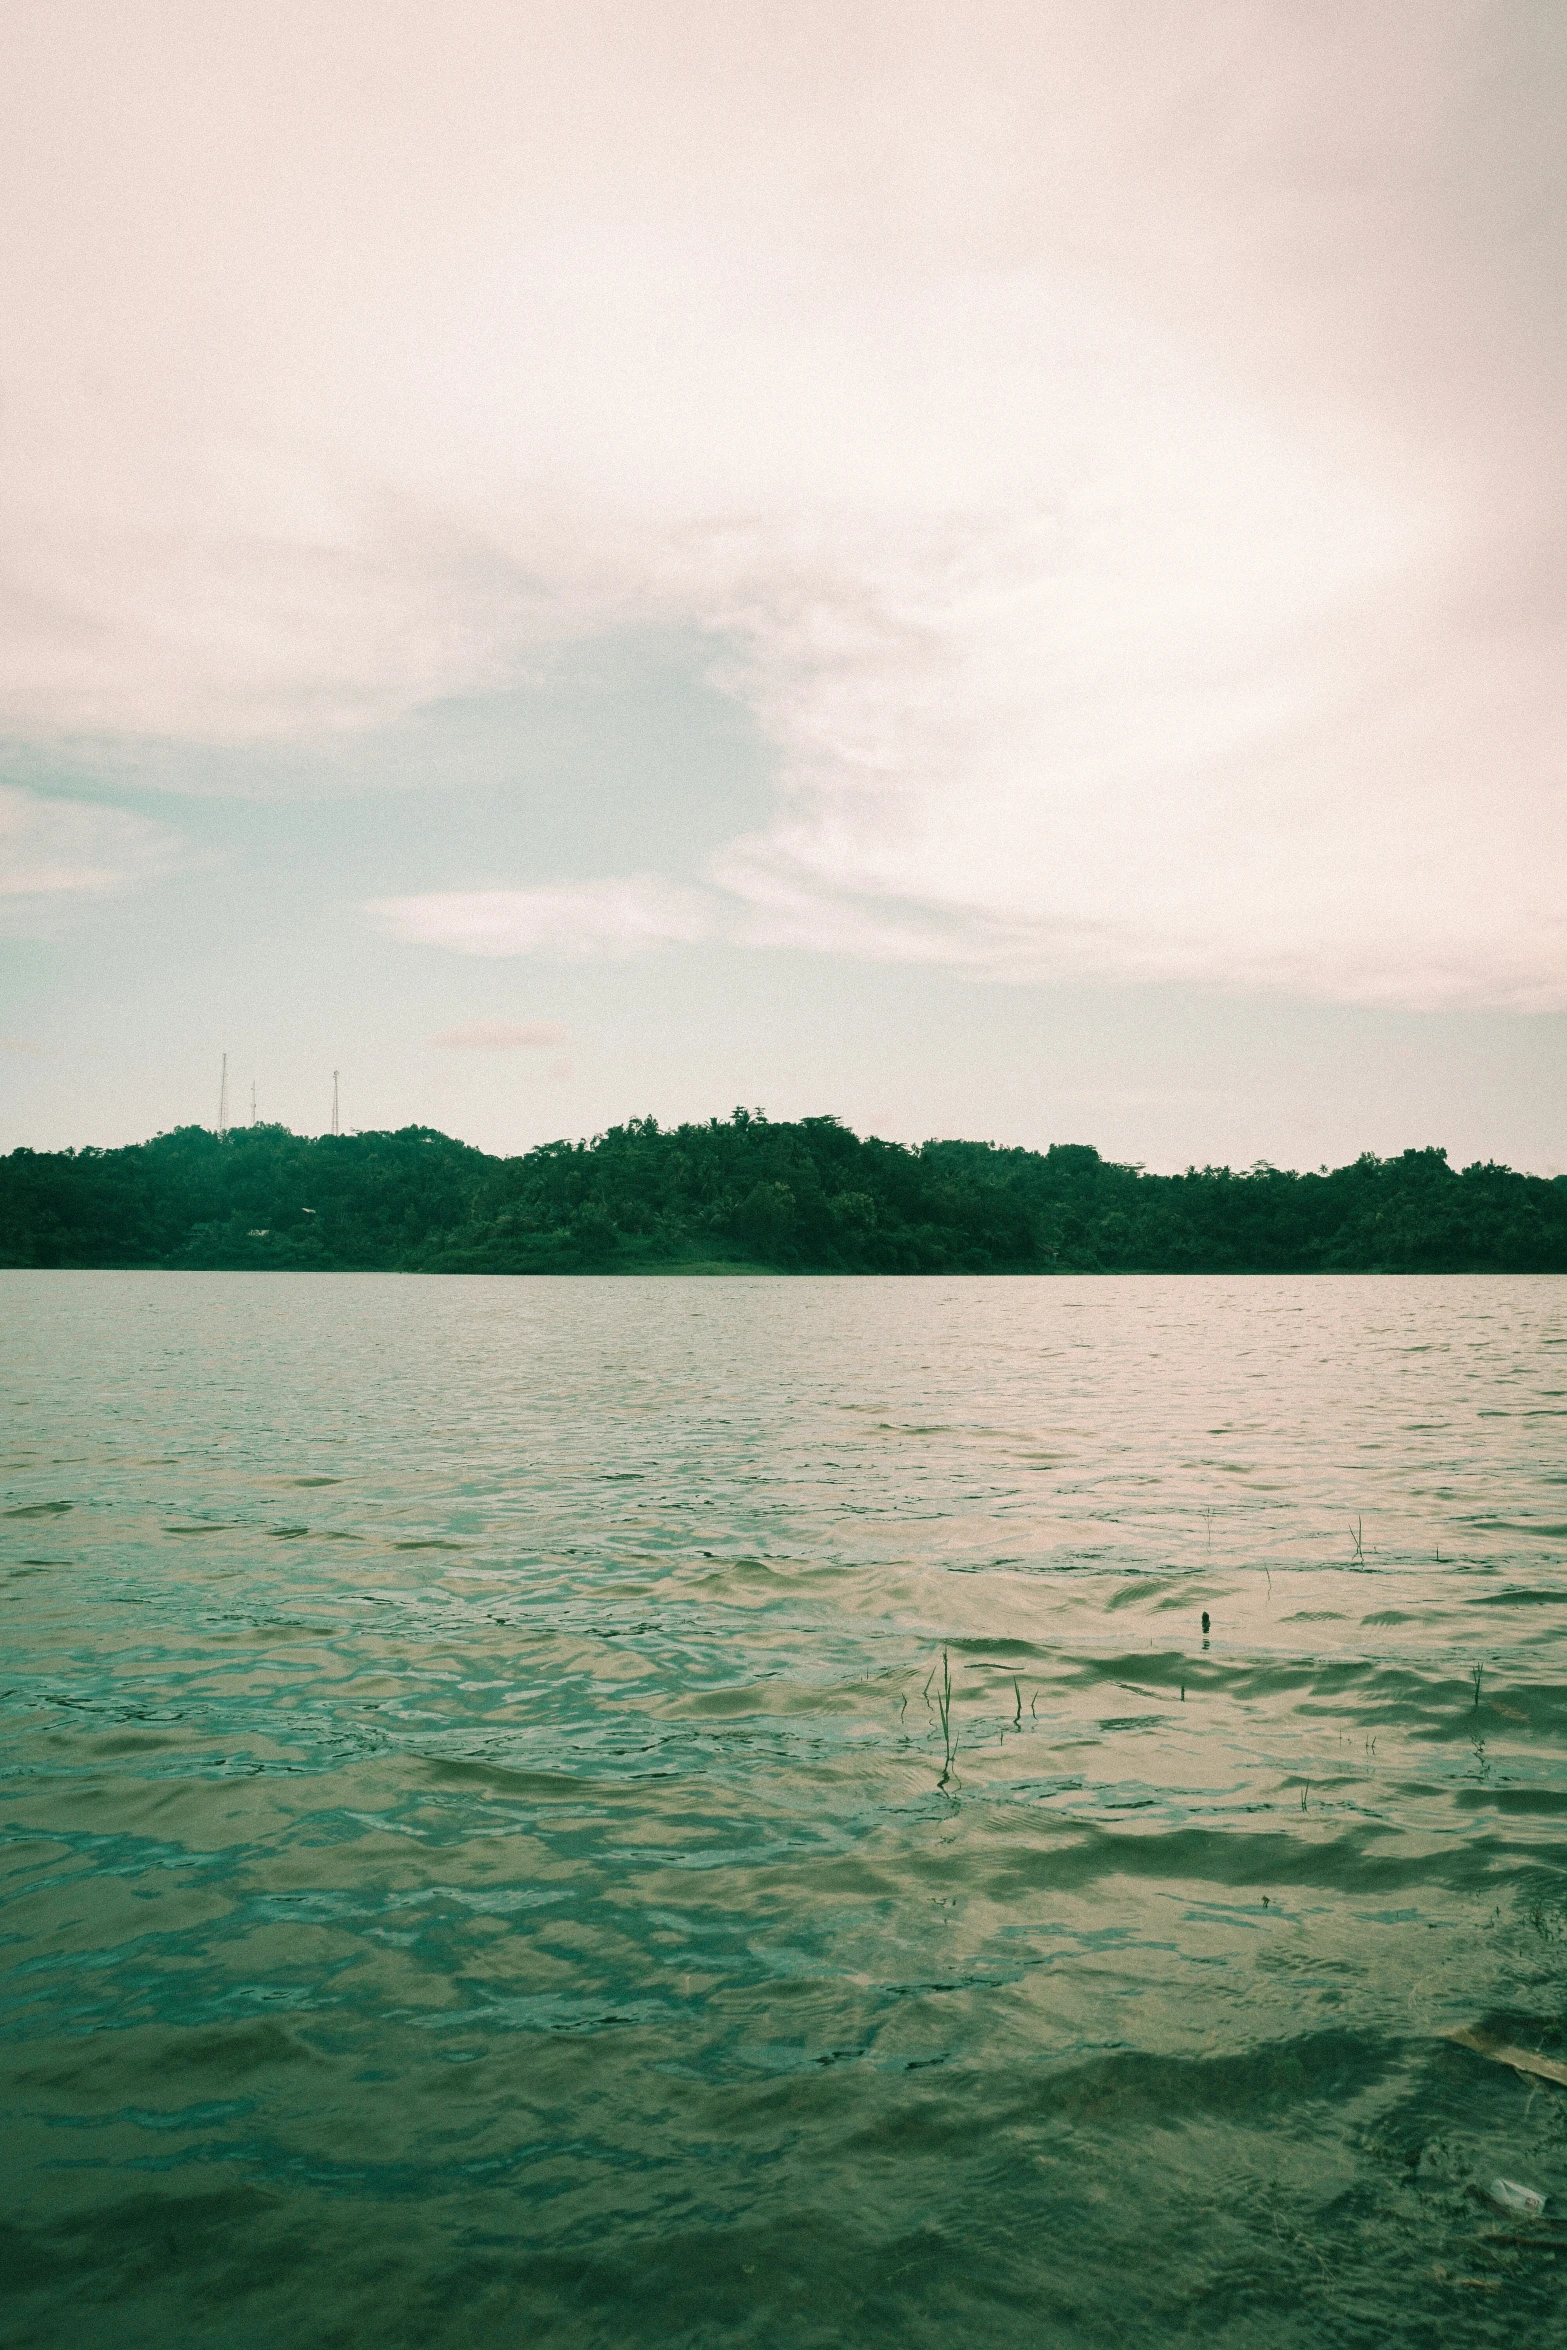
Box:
[2,2,1563,1168]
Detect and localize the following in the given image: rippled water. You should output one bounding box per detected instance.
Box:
[2,1271,1565,2348]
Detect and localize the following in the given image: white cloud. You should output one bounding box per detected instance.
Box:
[0,784,182,904]
[373,877,714,959]
[430,1020,567,1049]
[2,3,1564,1005]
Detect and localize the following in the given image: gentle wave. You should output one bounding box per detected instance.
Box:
[1,1271,1564,2348]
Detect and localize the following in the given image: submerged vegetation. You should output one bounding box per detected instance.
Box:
[3,1110,1564,1274]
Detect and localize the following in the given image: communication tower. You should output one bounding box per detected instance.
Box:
[331,1070,340,1136]
[218,1052,229,1139]
[250,1080,257,1126]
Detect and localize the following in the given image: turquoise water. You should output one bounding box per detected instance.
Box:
[1,1270,1565,2347]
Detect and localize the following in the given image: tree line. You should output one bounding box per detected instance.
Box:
[2,1111,1564,1274]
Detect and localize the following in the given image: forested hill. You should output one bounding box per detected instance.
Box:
[2,1113,1565,1274]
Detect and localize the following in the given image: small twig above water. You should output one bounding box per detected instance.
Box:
[934,1646,956,1790]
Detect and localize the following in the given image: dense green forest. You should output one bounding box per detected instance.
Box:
[2,1112,1564,1273]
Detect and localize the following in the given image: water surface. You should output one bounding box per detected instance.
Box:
[2,1272,1565,2347]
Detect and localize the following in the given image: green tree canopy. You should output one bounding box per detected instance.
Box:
[2,1116,1563,1273]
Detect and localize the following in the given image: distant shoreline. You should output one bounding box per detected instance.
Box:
[3,1267,1560,1282]
[4,1112,1564,1276]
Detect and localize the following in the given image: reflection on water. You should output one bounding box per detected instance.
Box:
[1,1271,1564,2348]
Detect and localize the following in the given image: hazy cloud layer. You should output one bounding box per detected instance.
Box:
[3,3,1564,1005]
[374,878,713,959]
[430,1020,568,1049]
[0,784,182,905]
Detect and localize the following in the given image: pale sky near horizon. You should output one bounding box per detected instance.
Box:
[2,2,1564,1171]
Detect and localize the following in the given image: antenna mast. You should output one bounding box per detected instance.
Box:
[331,1070,340,1136]
[250,1079,257,1126]
[218,1052,229,1139]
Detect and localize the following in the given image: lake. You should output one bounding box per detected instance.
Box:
[2,1271,1564,2347]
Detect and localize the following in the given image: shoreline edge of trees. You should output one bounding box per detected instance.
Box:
[3,1111,1564,1274]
